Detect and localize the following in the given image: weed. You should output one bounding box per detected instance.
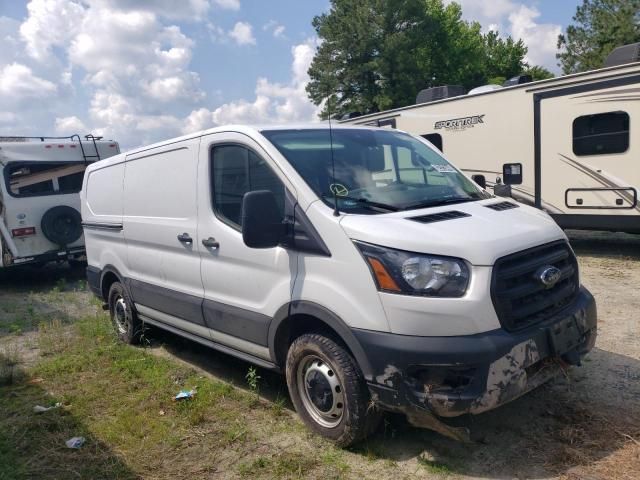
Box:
[417,455,452,475]
[0,344,24,385]
[270,394,287,417]
[246,366,261,402]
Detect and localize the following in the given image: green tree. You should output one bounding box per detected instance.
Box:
[523,65,555,81]
[307,0,536,118]
[557,0,640,74]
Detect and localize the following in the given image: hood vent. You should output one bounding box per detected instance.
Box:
[485,201,519,211]
[409,210,470,224]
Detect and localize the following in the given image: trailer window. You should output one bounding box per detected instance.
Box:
[422,133,443,152]
[572,111,629,156]
[5,162,88,197]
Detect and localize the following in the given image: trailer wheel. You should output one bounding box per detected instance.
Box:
[41,206,83,246]
[286,333,380,447]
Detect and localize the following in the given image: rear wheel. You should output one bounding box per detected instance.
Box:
[107,282,141,344]
[285,333,380,446]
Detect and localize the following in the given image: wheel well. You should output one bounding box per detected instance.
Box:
[273,314,354,368]
[101,271,120,302]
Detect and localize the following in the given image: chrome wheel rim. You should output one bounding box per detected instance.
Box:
[296,355,344,428]
[113,296,128,335]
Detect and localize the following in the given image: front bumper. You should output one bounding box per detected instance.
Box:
[353,286,597,418]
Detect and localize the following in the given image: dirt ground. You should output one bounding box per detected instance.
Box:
[1,230,639,479]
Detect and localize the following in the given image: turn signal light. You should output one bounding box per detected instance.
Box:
[11,227,36,237]
[366,257,401,292]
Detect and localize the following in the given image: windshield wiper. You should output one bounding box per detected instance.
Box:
[327,195,399,212]
[402,197,479,211]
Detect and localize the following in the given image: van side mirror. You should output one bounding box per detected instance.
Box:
[471,174,486,189]
[241,190,286,249]
[502,163,522,185]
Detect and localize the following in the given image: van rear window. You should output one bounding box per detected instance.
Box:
[5,162,87,197]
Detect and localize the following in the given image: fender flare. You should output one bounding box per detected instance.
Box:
[268,301,374,380]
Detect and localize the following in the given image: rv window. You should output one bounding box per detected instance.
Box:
[211,145,285,229]
[421,134,443,152]
[5,162,88,198]
[573,111,629,156]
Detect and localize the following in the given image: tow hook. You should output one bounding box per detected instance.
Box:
[562,349,581,366]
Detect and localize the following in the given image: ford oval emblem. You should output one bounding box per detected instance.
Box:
[17,213,26,220]
[536,265,562,288]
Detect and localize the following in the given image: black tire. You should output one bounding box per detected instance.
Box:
[41,206,83,246]
[285,333,380,447]
[108,282,141,344]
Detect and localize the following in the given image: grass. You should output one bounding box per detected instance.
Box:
[1,310,377,479]
[417,455,453,476]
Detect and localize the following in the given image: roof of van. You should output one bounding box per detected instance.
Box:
[122,123,380,157]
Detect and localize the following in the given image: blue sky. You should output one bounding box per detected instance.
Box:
[0,0,581,148]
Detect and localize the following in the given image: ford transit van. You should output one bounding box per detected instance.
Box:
[81,125,596,446]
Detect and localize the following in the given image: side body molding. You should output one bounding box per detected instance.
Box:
[268,301,374,380]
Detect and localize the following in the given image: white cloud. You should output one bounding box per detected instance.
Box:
[0,63,57,100]
[229,21,256,46]
[20,0,85,61]
[55,115,88,134]
[180,38,321,134]
[444,0,561,72]
[509,5,561,70]
[213,0,240,10]
[92,0,211,21]
[273,25,286,38]
[0,112,16,124]
[209,38,320,126]
[263,20,286,38]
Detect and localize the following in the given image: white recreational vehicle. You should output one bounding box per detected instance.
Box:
[0,135,120,268]
[342,43,640,234]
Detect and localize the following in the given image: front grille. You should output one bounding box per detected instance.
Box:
[410,210,470,224]
[491,241,579,331]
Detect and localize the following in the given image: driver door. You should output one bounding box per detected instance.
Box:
[196,132,297,361]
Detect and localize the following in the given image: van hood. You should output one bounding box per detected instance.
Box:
[339,199,566,265]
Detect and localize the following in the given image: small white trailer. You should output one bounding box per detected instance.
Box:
[342,43,640,234]
[0,135,120,267]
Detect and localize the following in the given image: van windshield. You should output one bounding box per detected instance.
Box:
[261,128,490,214]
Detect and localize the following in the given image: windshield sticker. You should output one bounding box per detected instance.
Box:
[434,114,485,131]
[432,164,457,173]
[330,183,349,197]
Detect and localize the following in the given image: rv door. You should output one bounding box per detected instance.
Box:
[539,86,640,218]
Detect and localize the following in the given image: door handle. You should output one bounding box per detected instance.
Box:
[177,233,193,244]
[202,237,220,249]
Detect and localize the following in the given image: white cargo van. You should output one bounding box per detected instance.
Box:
[1,135,120,267]
[81,125,597,445]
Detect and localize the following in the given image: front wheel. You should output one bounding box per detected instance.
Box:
[107,282,141,344]
[285,333,380,446]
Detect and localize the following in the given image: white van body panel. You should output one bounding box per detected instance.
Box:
[197,132,296,345]
[123,138,205,322]
[82,154,127,277]
[339,199,564,266]
[294,200,391,333]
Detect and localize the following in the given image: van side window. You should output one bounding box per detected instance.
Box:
[572,111,629,156]
[5,162,88,197]
[211,145,285,229]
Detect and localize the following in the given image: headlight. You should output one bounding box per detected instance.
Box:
[354,241,470,297]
